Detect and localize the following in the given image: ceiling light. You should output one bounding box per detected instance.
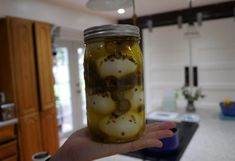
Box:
[117,8,125,14]
[86,0,132,11]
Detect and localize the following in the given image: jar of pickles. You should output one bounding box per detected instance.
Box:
[83,24,145,143]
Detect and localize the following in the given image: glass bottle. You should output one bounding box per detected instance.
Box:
[84,24,145,143]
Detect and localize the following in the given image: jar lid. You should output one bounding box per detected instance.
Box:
[84,24,140,42]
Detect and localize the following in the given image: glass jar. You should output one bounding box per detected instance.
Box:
[83,24,145,143]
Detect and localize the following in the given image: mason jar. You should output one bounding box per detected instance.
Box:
[83,24,145,143]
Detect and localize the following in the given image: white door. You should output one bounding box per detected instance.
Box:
[53,40,86,139]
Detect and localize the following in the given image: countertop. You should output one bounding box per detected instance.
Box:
[96,106,235,161]
[180,106,235,161]
[0,118,18,128]
[124,121,199,161]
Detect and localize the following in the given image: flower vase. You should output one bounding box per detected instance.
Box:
[186,100,196,112]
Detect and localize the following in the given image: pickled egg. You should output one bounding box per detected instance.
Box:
[87,92,115,115]
[97,56,137,78]
[99,112,142,138]
[124,86,144,109]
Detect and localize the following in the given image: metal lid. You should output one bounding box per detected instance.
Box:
[84,24,140,42]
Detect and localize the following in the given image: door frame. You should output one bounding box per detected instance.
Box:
[55,40,85,139]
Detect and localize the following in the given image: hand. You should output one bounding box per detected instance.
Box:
[50,122,176,161]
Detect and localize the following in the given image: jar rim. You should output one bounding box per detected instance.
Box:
[84,24,140,42]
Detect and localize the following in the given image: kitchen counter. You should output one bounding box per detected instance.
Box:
[180,106,235,161]
[96,106,235,161]
[0,118,18,128]
[124,121,198,161]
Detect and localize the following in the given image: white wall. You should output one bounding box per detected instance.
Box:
[0,0,115,32]
[143,18,235,112]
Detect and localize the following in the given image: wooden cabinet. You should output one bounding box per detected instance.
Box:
[0,140,17,160]
[34,22,59,155]
[40,108,59,155]
[0,17,59,161]
[2,155,17,161]
[9,18,39,116]
[0,125,15,143]
[34,22,55,111]
[0,18,43,161]
[0,124,17,161]
[19,113,42,161]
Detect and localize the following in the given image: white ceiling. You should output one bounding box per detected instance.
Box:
[46,0,233,20]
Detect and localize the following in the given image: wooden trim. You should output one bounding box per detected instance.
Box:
[118,1,235,29]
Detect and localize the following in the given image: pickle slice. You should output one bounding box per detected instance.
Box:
[84,59,104,89]
[105,73,138,91]
[114,99,131,116]
[111,89,124,101]
[119,73,138,90]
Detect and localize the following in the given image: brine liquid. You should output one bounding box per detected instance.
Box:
[84,37,145,143]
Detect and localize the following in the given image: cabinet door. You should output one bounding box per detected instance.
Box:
[0,125,15,143]
[34,22,55,111]
[0,19,14,102]
[19,113,42,161]
[40,108,59,154]
[0,140,17,160]
[2,155,17,161]
[9,18,39,115]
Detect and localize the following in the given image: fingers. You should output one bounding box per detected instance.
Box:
[122,128,174,153]
[91,122,176,157]
[157,122,176,130]
[146,129,174,139]
[105,123,175,155]
[146,122,176,132]
[120,138,163,153]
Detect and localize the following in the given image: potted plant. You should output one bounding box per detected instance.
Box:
[181,86,205,112]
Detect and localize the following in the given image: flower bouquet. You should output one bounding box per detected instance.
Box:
[181,86,205,112]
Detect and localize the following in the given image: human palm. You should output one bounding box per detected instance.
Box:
[51,122,176,161]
